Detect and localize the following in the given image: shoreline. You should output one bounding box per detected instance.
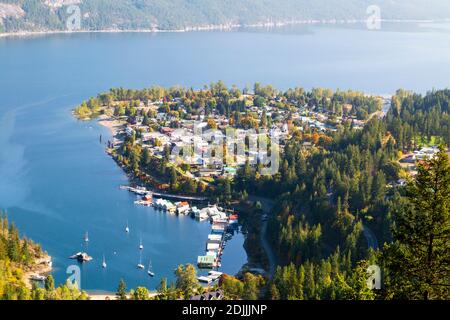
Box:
[97,114,126,138]
[1,18,449,39]
[87,290,158,300]
[23,254,53,289]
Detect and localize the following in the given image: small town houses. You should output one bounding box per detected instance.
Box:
[109,92,381,183]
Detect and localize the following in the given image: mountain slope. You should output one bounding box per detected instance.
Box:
[1,0,450,34]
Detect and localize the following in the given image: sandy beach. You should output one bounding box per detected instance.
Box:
[98,115,126,138]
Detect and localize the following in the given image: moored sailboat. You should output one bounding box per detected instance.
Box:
[139,237,143,250]
[147,259,155,277]
[137,251,144,269]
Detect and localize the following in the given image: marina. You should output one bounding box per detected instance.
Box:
[196,205,240,270]
[58,194,241,289]
[121,184,241,273]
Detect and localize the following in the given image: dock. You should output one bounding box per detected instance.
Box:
[120,185,208,201]
[197,207,239,269]
[197,271,224,285]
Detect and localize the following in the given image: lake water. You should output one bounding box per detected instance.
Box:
[0,22,449,292]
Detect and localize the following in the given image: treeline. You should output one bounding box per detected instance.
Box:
[234,117,397,261]
[0,215,40,266]
[115,263,265,300]
[266,146,449,300]
[271,254,376,300]
[386,89,450,148]
[114,133,209,195]
[4,0,450,34]
[76,82,382,126]
[234,90,449,300]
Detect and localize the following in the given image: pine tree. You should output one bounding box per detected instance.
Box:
[175,264,198,299]
[45,275,55,291]
[116,279,127,300]
[156,278,168,300]
[383,145,450,299]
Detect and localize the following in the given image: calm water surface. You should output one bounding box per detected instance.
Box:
[0,23,449,291]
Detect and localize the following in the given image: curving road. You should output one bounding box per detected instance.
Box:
[249,196,277,279]
[363,225,379,250]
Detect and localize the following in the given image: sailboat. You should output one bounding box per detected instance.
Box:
[147,259,155,277]
[125,221,130,234]
[102,254,107,268]
[139,237,143,250]
[137,251,145,269]
[84,231,89,243]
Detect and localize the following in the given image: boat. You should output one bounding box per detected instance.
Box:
[69,252,93,263]
[137,251,145,269]
[175,201,190,215]
[135,194,153,206]
[30,275,47,282]
[84,231,89,242]
[102,254,107,268]
[133,186,148,195]
[139,237,144,250]
[197,276,213,284]
[125,221,130,233]
[147,259,155,277]
[153,198,176,213]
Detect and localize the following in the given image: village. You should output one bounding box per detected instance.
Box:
[398,145,450,183]
[95,89,388,186]
[84,89,393,287]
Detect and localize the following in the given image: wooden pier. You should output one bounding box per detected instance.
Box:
[120,185,208,202]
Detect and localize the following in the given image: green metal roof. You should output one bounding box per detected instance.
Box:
[197,255,215,264]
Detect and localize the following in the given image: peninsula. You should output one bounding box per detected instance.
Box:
[74,83,450,300]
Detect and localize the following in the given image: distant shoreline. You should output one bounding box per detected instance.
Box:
[1,18,449,39]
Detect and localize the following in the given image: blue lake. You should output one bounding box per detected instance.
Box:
[0,22,449,291]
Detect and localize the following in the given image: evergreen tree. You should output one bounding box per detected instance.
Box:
[383,146,450,299]
[175,264,199,299]
[116,279,127,300]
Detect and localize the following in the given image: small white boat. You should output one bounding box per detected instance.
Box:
[147,259,155,277]
[102,254,107,268]
[84,231,89,242]
[30,275,47,282]
[137,252,145,269]
[125,221,130,233]
[139,237,144,250]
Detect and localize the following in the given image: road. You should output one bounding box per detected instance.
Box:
[363,225,379,250]
[249,196,277,280]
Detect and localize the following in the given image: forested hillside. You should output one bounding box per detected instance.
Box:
[0,214,89,299]
[73,83,450,299]
[1,0,450,34]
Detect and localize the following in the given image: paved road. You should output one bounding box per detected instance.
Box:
[249,196,277,279]
[363,225,379,250]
